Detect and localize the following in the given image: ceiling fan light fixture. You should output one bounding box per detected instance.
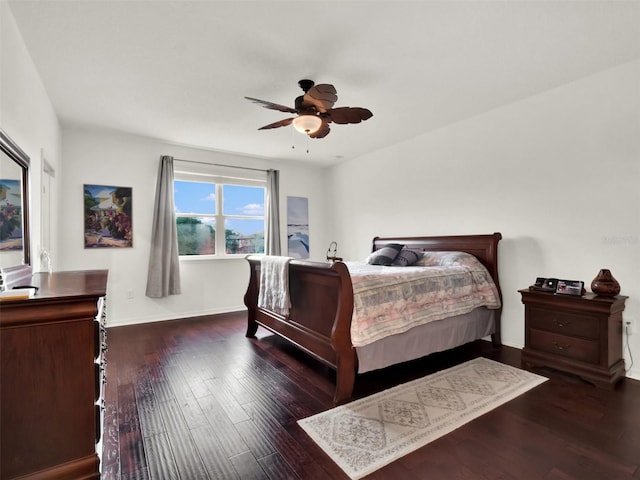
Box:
[292,114,322,135]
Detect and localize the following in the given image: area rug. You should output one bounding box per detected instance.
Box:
[298,357,547,479]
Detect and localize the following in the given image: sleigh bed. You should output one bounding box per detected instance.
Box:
[244,232,503,404]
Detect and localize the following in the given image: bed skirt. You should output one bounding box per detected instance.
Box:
[356,307,496,373]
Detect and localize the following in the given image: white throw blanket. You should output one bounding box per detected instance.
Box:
[258,255,292,316]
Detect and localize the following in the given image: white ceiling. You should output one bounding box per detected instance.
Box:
[7,1,640,166]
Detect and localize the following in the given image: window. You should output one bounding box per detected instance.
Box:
[174,170,265,257]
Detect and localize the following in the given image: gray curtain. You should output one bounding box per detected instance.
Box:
[265,169,281,255]
[145,155,181,298]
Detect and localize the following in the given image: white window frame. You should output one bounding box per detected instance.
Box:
[174,168,266,260]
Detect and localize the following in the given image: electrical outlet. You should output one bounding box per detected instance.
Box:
[625,319,634,336]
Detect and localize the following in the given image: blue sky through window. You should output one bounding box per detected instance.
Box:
[174,181,215,214]
[174,181,264,235]
[223,185,264,216]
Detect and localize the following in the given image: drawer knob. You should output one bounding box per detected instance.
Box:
[553,341,571,350]
[554,319,571,328]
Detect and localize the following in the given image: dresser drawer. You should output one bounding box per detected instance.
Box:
[529,329,599,363]
[528,307,599,339]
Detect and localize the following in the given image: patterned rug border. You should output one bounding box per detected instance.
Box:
[298,357,547,479]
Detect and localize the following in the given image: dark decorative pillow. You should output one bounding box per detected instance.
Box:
[392,248,422,266]
[367,243,404,266]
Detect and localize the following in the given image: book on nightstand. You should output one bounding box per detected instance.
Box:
[0,287,36,301]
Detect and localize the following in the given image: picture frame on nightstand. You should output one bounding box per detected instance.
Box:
[529,277,584,296]
[555,279,584,296]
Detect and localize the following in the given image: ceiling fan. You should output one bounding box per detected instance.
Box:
[245,79,373,138]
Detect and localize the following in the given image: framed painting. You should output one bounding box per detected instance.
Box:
[287,196,309,259]
[84,184,132,248]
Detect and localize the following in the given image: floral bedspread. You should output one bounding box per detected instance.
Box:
[345,260,501,347]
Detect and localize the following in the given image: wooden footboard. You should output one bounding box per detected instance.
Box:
[244,232,503,404]
[244,258,357,404]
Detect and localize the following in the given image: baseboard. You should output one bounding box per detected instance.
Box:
[626,368,640,381]
[106,305,247,327]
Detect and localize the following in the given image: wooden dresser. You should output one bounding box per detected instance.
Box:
[519,288,627,388]
[0,270,108,480]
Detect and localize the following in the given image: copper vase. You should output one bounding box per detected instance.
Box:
[590,269,621,297]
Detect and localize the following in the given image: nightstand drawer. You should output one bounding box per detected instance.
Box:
[529,329,599,363]
[528,307,599,339]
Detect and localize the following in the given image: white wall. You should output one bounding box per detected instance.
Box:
[59,128,328,327]
[1,2,62,273]
[327,60,640,379]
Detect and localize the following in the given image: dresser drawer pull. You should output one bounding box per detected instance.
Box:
[553,341,571,350]
[554,319,571,327]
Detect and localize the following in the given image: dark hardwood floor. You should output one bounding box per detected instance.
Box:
[102,312,640,480]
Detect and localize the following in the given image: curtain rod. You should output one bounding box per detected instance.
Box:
[173,157,269,173]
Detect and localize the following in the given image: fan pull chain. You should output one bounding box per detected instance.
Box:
[289,126,311,154]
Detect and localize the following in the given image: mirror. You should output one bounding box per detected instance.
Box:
[0,128,30,268]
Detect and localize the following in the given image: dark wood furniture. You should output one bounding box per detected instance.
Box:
[0,270,108,480]
[245,233,503,404]
[519,289,627,388]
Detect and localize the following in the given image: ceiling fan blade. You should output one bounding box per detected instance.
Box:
[258,118,295,130]
[326,107,373,125]
[309,121,331,138]
[302,84,338,113]
[245,96,297,114]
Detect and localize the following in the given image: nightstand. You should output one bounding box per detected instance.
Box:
[519,289,627,388]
